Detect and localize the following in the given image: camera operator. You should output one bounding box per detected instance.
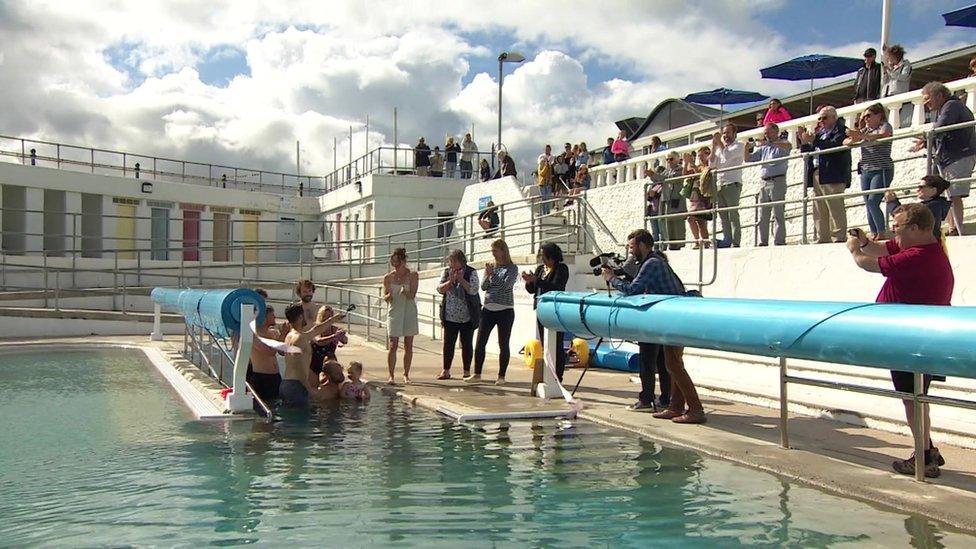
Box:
[602,229,706,424]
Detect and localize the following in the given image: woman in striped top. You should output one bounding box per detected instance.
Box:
[468,239,519,384]
[845,103,894,239]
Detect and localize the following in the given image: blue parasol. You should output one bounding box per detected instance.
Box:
[760,54,864,114]
[943,3,976,27]
[683,88,769,123]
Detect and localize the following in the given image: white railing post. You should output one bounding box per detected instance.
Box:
[226,303,255,413]
[537,327,564,399]
[150,303,163,341]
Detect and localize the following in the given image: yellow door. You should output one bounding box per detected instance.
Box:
[212,213,230,262]
[243,214,259,263]
[116,204,136,260]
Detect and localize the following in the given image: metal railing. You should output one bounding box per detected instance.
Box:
[0,134,320,196]
[321,146,500,192]
[641,117,976,251]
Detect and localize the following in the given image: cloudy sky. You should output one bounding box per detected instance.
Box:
[1,0,974,179]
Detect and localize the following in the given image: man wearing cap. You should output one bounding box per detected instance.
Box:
[854,48,882,103]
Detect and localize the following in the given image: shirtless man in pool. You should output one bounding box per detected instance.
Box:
[280,303,345,407]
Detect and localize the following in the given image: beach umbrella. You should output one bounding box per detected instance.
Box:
[683,88,769,124]
[760,54,864,114]
[943,3,976,27]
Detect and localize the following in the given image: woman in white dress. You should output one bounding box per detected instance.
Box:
[384,247,419,384]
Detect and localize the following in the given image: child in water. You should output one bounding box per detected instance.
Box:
[341,361,370,402]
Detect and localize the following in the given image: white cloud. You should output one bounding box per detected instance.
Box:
[0,0,965,181]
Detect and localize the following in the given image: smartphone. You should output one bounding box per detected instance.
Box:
[346,304,357,312]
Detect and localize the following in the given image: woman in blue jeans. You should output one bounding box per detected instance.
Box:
[845,103,894,239]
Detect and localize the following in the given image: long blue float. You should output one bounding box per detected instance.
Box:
[537,292,976,379]
[151,288,266,339]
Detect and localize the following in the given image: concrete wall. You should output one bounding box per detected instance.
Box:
[320,174,470,263]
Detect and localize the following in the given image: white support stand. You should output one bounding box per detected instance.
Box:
[150,303,163,341]
[536,326,565,399]
[226,303,255,413]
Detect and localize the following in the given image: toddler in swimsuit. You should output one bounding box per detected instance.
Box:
[341,361,370,401]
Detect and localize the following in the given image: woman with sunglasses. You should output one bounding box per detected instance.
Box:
[845,103,893,239]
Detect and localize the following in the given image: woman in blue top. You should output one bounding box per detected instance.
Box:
[469,239,519,384]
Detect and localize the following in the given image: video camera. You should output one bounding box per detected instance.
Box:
[589,252,636,282]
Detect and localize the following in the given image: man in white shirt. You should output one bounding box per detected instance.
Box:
[460,133,478,179]
[710,123,745,247]
[538,144,554,167]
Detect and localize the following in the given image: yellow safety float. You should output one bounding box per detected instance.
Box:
[523,339,543,368]
[570,338,590,368]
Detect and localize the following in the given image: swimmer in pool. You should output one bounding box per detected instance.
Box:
[281,303,345,407]
[340,361,370,402]
[313,360,345,403]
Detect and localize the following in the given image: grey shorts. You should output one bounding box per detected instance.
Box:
[280,379,309,407]
[937,156,975,197]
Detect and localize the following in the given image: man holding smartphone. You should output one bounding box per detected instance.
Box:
[847,204,953,477]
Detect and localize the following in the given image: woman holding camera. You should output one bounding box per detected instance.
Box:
[522,242,569,381]
[469,239,519,385]
[437,249,481,380]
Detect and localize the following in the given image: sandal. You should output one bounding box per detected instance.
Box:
[435,371,451,380]
[651,408,684,420]
[672,411,707,424]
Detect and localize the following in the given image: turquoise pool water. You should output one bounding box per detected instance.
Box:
[1,348,973,546]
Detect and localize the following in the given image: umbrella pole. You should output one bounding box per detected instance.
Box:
[809,78,814,115]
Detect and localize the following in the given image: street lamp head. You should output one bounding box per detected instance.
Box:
[498,51,526,63]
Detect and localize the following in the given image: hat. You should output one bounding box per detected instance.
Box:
[864,47,877,57]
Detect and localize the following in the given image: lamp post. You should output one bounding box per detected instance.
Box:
[497,51,526,154]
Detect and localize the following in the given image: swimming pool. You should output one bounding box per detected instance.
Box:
[1,348,973,546]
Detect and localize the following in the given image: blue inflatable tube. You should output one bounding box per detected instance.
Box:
[590,344,640,372]
[537,292,976,379]
[151,288,266,338]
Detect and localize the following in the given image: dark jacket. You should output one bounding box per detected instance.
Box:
[414,143,431,167]
[802,120,852,188]
[445,143,461,163]
[478,208,499,230]
[923,196,951,238]
[854,63,881,102]
[492,155,517,179]
[525,263,569,309]
[933,97,976,167]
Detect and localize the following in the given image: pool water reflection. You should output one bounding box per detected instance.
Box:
[0,349,972,546]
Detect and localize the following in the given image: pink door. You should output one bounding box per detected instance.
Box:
[183,210,200,261]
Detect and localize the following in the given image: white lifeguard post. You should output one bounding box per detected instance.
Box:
[536,326,566,399]
[225,302,255,413]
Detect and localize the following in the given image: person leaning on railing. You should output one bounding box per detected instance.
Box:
[460,133,478,179]
[445,137,460,178]
[846,203,953,478]
[844,103,893,240]
[909,81,976,237]
[658,152,687,250]
[746,123,792,246]
[492,150,517,180]
[799,106,852,244]
[479,158,492,182]
[414,137,431,176]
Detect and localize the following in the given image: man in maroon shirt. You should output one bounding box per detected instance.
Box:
[848,203,954,478]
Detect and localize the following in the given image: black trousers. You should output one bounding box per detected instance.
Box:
[459,160,473,179]
[443,320,475,373]
[474,308,515,377]
[638,342,671,405]
[536,320,566,381]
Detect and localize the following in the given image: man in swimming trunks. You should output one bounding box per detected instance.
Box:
[247,303,283,414]
[281,303,344,407]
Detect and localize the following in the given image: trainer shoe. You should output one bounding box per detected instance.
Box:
[928,447,946,467]
[626,400,656,412]
[892,454,941,478]
[494,377,506,386]
[463,374,481,383]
